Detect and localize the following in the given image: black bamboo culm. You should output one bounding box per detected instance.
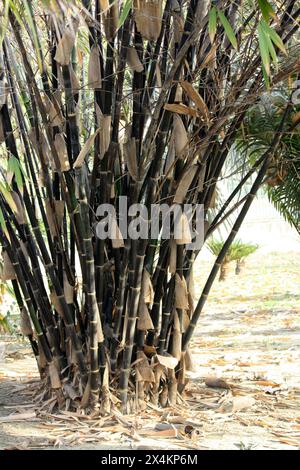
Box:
[0,1,299,413]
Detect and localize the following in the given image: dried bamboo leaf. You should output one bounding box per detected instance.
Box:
[88,45,102,89]
[110,216,124,249]
[142,269,154,304]
[73,128,101,168]
[182,310,190,332]
[123,137,139,181]
[29,128,50,164]
[174,212,192,245]
[102,2,118,41]
[171,314,182,361]
[201,44,217,69]
[177,354,187,387]
[54,21,78,65]
[11,192,26,224]
[49,362,61,389]
[168,369,177,405]
[173,13,184,44]
[156,354,178,370]
[63,273,74,304]
[127,47,144,72]
[173,114,188,156]
[97,113,111,160]
[50,291,63,316]
[137,297,154,330]
[184,348,194,372]
[54,133,70,172]
[43,94,64,128]
[136,351,155,382]
[175,273,189,309]
[164,103,198,117]
[134,0,163,41]
[1,250,16,281]
[174,82,183,103]
[20,306,33,336]
[180,80,210,121]
[174,164,198,204]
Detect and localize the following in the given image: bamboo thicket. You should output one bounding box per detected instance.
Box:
[0,0,299,413]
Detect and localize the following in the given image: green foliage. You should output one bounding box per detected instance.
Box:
[207,239,258,262]
[118,0,132,28]
[236,98,300,234]
[208,6,237,48]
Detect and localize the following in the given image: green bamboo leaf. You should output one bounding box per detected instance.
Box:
[208,6,217,44]
[266,25,287,54]
[258,22,270,76]
[0,206,8,237]
[7,156,24,192]
[118,0,132,28]
[263,29,278,68]
[217,9,237,49]
[258,0,277,22]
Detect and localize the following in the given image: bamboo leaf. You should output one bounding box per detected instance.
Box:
[7,156,24,191]
[180,81,210,121]
[175,274,189,309]
[217,9,237,49]
[258,22,270,76]
[127,47,144,73]
[258,0,278,22]
[156,354,179,370]
[0,207,8,239]
[118,0,132,28]
[54,20,78,66]
[264,22,287,54]
[208,6,217,44]
[164,102,198,117]
[174,164,198,204]
[173,114,188,156]
[73,128,101,168]
[88,44,102,89]
[123,137,139,181]
[134,0,163,41]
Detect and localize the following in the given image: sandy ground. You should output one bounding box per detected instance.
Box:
[0,251,299,450]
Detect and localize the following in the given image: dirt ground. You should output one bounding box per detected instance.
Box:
[0,251,299,450]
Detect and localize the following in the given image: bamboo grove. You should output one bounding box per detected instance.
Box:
[0,0,299,413]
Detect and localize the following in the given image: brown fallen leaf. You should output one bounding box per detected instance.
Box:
[205,376,231,389]
[139,428,180,438]
[255,380,280,388]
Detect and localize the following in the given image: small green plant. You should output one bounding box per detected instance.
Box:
[207,239,258,281]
